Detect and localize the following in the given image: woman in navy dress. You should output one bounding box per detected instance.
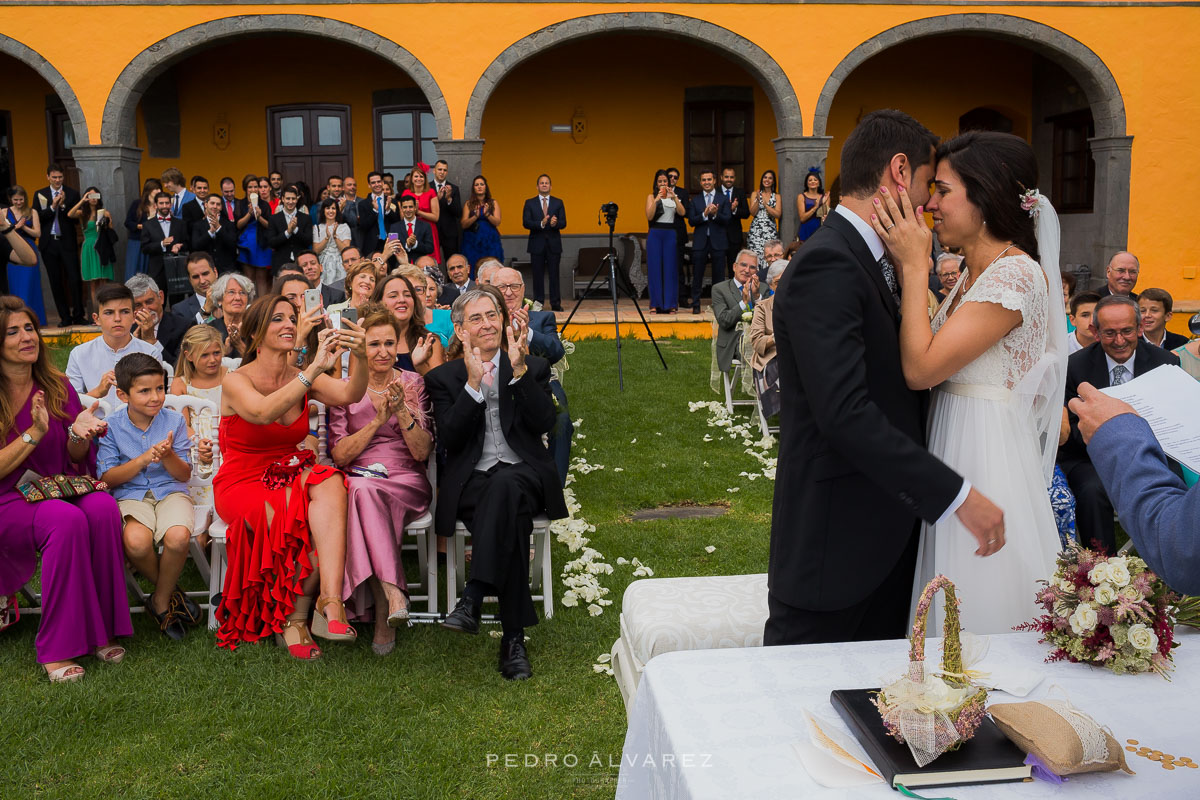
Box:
[5,186,47,324]
[795,169,830,242]
[460,176,503,276]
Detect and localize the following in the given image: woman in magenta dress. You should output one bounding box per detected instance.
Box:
[402,165,442,264]
[214,294,367,658]
[0,296,129,682]
[328,306,433,656]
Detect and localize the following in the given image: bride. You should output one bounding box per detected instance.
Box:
[871,131,1067,634]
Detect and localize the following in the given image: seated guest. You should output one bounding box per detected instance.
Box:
[388,195,435,263]
[1061,271,1077,332]
[759,238,784,282]
[0,296,129,682]
[312,198,351,289]
[66,283,165,405]
[475,258,503,286]
[328,306,434,655]
[439,254,475,306]
[326,260,377,317]
[711,249,768,375]
[1060,295,1180,554]
[426,289,568,680]
[98,353,207,640]
[205,272,255,358]
[140,190,190,289]
[191,194,239,274]
[170,324,226,510]
[749,259,786,419]
[933,252,962,302]
[213,295,367,656]
[1069,383,1200,594]
[298,250,345,307]
[1066,291,1101,355]
[1139,288,1189,351]
[1097,251,1139,299]
[170,251,217,327]
[127,274,188,366]
[267,185,313,271]
[372,273,444,376]
[397,263,454,347]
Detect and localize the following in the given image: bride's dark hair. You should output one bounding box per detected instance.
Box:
[936,131,1039,262]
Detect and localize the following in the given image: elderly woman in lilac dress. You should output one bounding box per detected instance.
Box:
[328,305,433,656]
[0,295,131,682]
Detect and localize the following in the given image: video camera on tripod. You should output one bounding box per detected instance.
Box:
[598,202,619,229]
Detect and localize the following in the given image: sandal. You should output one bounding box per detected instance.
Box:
[312,595,357,642]
[47,663,85,683]
[274,619,322,660]
[94,644,126,664]
[387,593,412,629]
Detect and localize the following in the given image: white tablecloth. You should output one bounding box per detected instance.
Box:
[617,630,1200,799]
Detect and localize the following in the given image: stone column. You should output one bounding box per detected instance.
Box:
[772,136,831,243]
[71,144,144,281]
[432,138,485,188]
[1087,135,1134,284]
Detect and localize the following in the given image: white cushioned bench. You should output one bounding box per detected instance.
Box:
[610,573,768,717]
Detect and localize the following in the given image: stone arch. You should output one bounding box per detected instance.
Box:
[812,14,1125,138]
[463,13,802,140]
[0,34,89,145]
[101,15,452,144]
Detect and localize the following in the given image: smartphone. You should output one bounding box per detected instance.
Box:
[87,192,101,201]
[303,288,322,311]
[328,310,342,330]
[342,307,358,325]
[386,232,400,243]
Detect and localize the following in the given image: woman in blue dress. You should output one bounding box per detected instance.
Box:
[795,169,829,242]
[123,179,160,278]
[459,175,503,277]
[5,186,47,324]
[236,173,273,298]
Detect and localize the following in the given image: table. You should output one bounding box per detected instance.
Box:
[616,630,1200,799]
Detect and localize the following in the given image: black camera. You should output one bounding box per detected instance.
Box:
[1189,312,1200,337]
[599,202,619,228]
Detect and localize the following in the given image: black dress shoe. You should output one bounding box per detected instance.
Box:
[692,307,701,315]
[150,599,187,641]
[171,588,204,627]
[441,598,481,635]
[499,637,532,681]
[551,303,564,312]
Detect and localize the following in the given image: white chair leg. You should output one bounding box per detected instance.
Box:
[540,528,554,619]
[723,371,735,415]
[426,532,439,615]
[446,530,459,613]
[208,538,226,631]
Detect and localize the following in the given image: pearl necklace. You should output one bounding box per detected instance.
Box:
[366,369,397,395]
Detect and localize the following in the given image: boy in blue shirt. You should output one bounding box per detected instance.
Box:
[99,353,211,640]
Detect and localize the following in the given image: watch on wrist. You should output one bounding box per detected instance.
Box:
[404,418,416,431]
[21,431,40,446]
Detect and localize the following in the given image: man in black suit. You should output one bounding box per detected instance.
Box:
[431,160,462,260]
[357,171,399,256]
[425,290,567,680]
[126,273,189,366]
[388,196,435,262]
[191,194,239,274]
[267,185,313,273]
[181,175,209,236]
[169,251,217,326]
[294,252,345,307]
[1059,295,1181,554]
[439,253,475,307]
[686,170,732,314]
[140,191,190,291]
[719,167,750,255]
[34,163,85,325]
[1096,251,1139,300]
[766,110,1005,647]
[521,174,567,311]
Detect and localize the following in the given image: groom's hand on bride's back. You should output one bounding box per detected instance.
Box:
[956,488,1005,557]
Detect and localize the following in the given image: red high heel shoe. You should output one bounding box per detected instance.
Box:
[274,620,322,660]
[313,595,357,642]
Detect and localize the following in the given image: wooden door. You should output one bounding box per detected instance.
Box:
[0,110,14,198]
[267,105,352,195]
[46,108,80,190]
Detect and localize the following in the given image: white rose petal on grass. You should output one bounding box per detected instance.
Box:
[613,467,624,472]
[616,557,629,565]
[587,604,603,617]
[630,438,637,444]
[727,487,740,493]
[561,591,579,608]
[705,545,716,554]
[488,630,503,639]
[596,653,612,664]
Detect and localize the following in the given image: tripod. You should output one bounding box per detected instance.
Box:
[560,219,667,390]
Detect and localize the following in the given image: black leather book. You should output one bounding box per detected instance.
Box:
[830,688,1031,790]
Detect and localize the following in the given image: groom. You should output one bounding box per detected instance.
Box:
[765,110,1005,646]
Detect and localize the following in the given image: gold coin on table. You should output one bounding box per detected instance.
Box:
[1126,746,1137,752]
[1187,763,1198,769]
[1163,763,1175,771]
[1163,755,1174,761]
[1127,739,1139,745]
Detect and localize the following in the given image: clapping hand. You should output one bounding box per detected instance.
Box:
[462,333,485,390]
[387,381,412,424]
[29,391,50,436]
[869,185,932,290]
[95,371,116,397]
[197,437,215,465]
[133,307,157,340]
[741,276,759,306]
[411,333,437,368]
[508,315,529,372]
[144,432,175,465]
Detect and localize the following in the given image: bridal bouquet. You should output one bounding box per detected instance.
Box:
[1017,546,1177,677]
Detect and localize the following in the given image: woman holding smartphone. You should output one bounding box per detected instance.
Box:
[236,174,273,298]
[69,188,114,312]
[645,169,679,314]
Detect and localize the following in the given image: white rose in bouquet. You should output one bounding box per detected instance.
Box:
[1127,623,1159,652]
[1106,558,1132,587]
[1069,603,1098,635]
[1120,585,1143,602]
[1094,582,1118,605]
[1087,562,1111,585]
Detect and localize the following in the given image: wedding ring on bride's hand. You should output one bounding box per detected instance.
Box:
[885,223,895,231]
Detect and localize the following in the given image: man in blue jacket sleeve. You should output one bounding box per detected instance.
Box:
[1069,381,1200,594]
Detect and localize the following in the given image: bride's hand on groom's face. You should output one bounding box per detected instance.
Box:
[870,185,933,285]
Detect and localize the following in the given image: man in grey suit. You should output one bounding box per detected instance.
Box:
[711,249,767,374]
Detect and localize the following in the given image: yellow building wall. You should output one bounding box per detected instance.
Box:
[480,35,779,239]
[1,54,53,194]
[0,3,1198,307]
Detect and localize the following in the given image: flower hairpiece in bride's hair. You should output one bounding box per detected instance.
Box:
[1020,187,1048,219]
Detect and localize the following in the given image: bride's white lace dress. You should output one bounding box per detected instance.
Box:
[911,254,1062,635]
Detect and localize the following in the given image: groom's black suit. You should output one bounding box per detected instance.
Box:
[766,209,964,645]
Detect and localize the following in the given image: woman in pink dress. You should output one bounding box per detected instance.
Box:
[328,305,433,656]
[402,165,442,264]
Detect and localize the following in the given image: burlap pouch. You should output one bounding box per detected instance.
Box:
[989,701,1134,776]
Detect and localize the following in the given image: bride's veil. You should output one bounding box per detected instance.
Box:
[1012,197,1068,487]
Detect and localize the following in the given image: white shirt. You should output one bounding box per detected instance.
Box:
[464,350,521,403]
[283,209,296,237]
[156,216,172,243]
[832,204,970,523]
[66,335,166,406]
[1105,350,1136,385]
[1067,330,1088,354]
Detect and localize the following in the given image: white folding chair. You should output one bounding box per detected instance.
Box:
[401,459,439,617]
[723,358,755,416]
[446,515,554,621]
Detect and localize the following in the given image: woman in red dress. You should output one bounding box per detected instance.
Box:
[214,294,367,658]
[402,164,441,264]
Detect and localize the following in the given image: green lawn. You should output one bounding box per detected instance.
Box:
[3,336,775,799]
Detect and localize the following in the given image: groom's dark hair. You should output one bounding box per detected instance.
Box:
[839,110,938,199]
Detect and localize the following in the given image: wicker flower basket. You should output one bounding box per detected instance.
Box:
[873,575,989,766]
